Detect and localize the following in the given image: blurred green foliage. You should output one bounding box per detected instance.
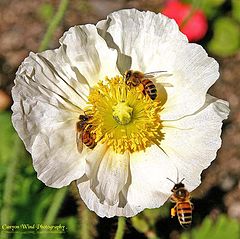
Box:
[181,214,240,239]
[131,204,171,238]
[0,112,17,163]
[208,17,240,57]
[232,0,240,22]
[37,3,54,23]
[183,0,226,18]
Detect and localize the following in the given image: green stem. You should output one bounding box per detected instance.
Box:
[180,0,200,30]
[80,204,91,239]
[0,137,22,239]
[38,0,69,52]
[114,217,126,239]
[43,187,68,225]
[71,182,97,239]
[38,187,68,239]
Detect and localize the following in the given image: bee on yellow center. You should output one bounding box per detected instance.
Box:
[124,70,167,100]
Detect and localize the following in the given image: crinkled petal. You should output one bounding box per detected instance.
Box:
[77,176,139,217]
[157,43,219,120]
[31,115,87,188]
[77,144,177,217]
[15,51,88,110]
[77,144,137,217]
[97,9,187,73]
[126,146,176,209]
[59,25,120,85]
[160,94,230,191]
[12,57,88,187]
[12,98,86,187]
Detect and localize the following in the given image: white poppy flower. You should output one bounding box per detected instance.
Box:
[12,9,229,218]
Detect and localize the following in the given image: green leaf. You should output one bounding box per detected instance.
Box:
[232,0,240,22]
[208,17,240,56]
[182,0,225,18]
[0,112,18,163]
[58,216,77,234]
[131,216,150,234]
[181,214,240,239]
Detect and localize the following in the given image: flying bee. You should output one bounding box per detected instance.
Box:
[76,114,97,153]
[167,177,193,229]
[124,70,167,100]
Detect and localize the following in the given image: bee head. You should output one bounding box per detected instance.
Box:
[167,177,185,192]
[171,182,185,192]
[79,114,89,121]
[124,70,133,81]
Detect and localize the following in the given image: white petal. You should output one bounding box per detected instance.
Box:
[77,176,139,218]
[77,144,138,217]
[31,115,86,188]
[158,43,220,120]
[161,95,230,191]
[12,72,86,187]
[15,51,88,110]
[97,9,187,73]
[126,146,177,209]
[77,144,177,217]
[59,25,120,85]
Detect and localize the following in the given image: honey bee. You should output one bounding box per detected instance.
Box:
[167,177,193,229]
[76,114,97,153]
[124,70,167,100]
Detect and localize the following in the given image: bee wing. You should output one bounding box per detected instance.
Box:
[160,82,174,87]
[76,122,84,153]
[144,71,172,79]
[144,71,167,78]
[76,130,84,153]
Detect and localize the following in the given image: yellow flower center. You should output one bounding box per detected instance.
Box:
[87,76,163,154]
[112,102,133,125]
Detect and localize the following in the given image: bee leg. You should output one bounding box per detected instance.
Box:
[136,83,145,93]
[171,206,177,218]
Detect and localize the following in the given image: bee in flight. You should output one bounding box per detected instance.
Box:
[124,70,167,100]
[167,177,193,229]
[76,114,97,153]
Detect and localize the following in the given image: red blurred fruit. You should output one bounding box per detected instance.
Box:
[162,0,208,42]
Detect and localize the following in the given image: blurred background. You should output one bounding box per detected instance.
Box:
[0,0,240,238]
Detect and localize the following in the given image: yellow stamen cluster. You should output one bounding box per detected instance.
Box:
[87,76,163,154]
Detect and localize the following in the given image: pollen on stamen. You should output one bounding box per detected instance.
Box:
[86,76,164,154]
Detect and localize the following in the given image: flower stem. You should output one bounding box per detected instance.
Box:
[80,203,91,239]
[180,0,200,30]
[38,0,69,52]
[43,187,68,225]
[38,187,68,239]
[0,137,22,239]
[70,182,97,239]
[114,217,126,239]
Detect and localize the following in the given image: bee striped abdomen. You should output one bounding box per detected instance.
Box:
[177,202,192,229]
[141,79,157,100]
[82,129,97,149]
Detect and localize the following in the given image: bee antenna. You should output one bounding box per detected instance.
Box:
[166,177,176,184]
[176,168,179,183]
[180,178,185,183]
